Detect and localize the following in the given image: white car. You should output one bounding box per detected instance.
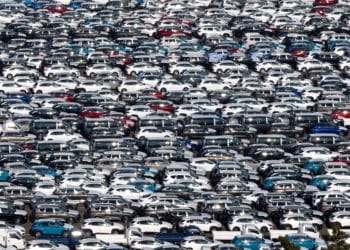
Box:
[198,79,231,91]
[118,80,147,92]
[3,65,38,79]
[181,236,219,250]
[44,65,79,78]
[300,147,339,161]
[86,64,122,78]
[81,181,108,195]
[76,238,119,250]
[228,215,272,233]
[280,215,323,230]
[44,129,82,142]
[157,80,191,92]
[179,216,222,232]
[8,104,33,116]
[135,126,174,140]
[108,185,150,201]
[169,62,203,75]
[329,211,350,228]
[212,60,239,74]
[32,181,57,196]
[26,240,69,250]
[130,237,177,250]
[127,105,155,118]
[130,217,173,233]
[81,218,124,236]
[34,82,66,94]
[0,82,28,93]
[126,62,160,76]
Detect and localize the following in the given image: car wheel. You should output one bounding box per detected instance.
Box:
[261,227,269,233]
[62,231,69,237]
[35,231,42,238]
[173,70,179,75]
[160,88,166,92]
[160,228,168,233]
[14,217,22,225]
[48,73,54,79]
[89,73,96,78]
[84,230,93,237]
[233,227,240,231]
[210,227,218,232]
[111,229,119,234]
[122,216,130,224]
[36,90,43,94]
[344,66,349,72]
[285,225,292,230]
[183,87,189,91]
[67,217,75,224]
[7,74,13,79]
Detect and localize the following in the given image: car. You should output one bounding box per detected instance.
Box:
[82,218,124,236]
[130,217,173,233]
[30,219,73,238]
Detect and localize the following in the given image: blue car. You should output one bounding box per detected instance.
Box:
[286,234,316,249]
[128,179,159,192]
[311,122,347,135]
[0,168,10,181]
[30,219,71,237]
[232,235,271,250]
[262,176,286,190]
[304,160,325,175]
[6,92,31,103]
[31,165,58,177]
[310,175,335,190]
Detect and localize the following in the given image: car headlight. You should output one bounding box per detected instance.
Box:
[71,230,82,238]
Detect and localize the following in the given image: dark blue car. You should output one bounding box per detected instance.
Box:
[311,122,347,135]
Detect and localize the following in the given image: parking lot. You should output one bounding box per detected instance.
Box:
[0,0,350,249]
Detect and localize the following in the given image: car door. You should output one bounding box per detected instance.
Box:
[47,221,62,235]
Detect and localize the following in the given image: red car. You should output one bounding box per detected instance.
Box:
[290,49,308,57]
[155,27,190,38]
[332,155,350,165]
[332,107,350,124]
[314,0,337,5]
[148,100,175,112]
[44,4,68,14]
[80,107,108,118]
[310,6,332,15]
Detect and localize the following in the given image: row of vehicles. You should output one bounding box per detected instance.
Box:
[0,0,350,249]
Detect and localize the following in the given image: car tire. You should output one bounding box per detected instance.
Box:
[285,225,292,230]
[35,231,42,238]
[14,217,22,225]
[210,227,218,232]
[90,73,96,78]
[122,216,130,224]
[173,70,179,75]
[233,227,240,231]
[160,88,167,92]
[261,227,269,233]
[111,229,119,234]
[84,230,93,237]
[7,74,13,79]
[160,228,168,233]
[48,73,54,79]
[62,231,69,237]
[67,217,75,224]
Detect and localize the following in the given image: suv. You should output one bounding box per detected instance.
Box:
[31,204,80,223]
